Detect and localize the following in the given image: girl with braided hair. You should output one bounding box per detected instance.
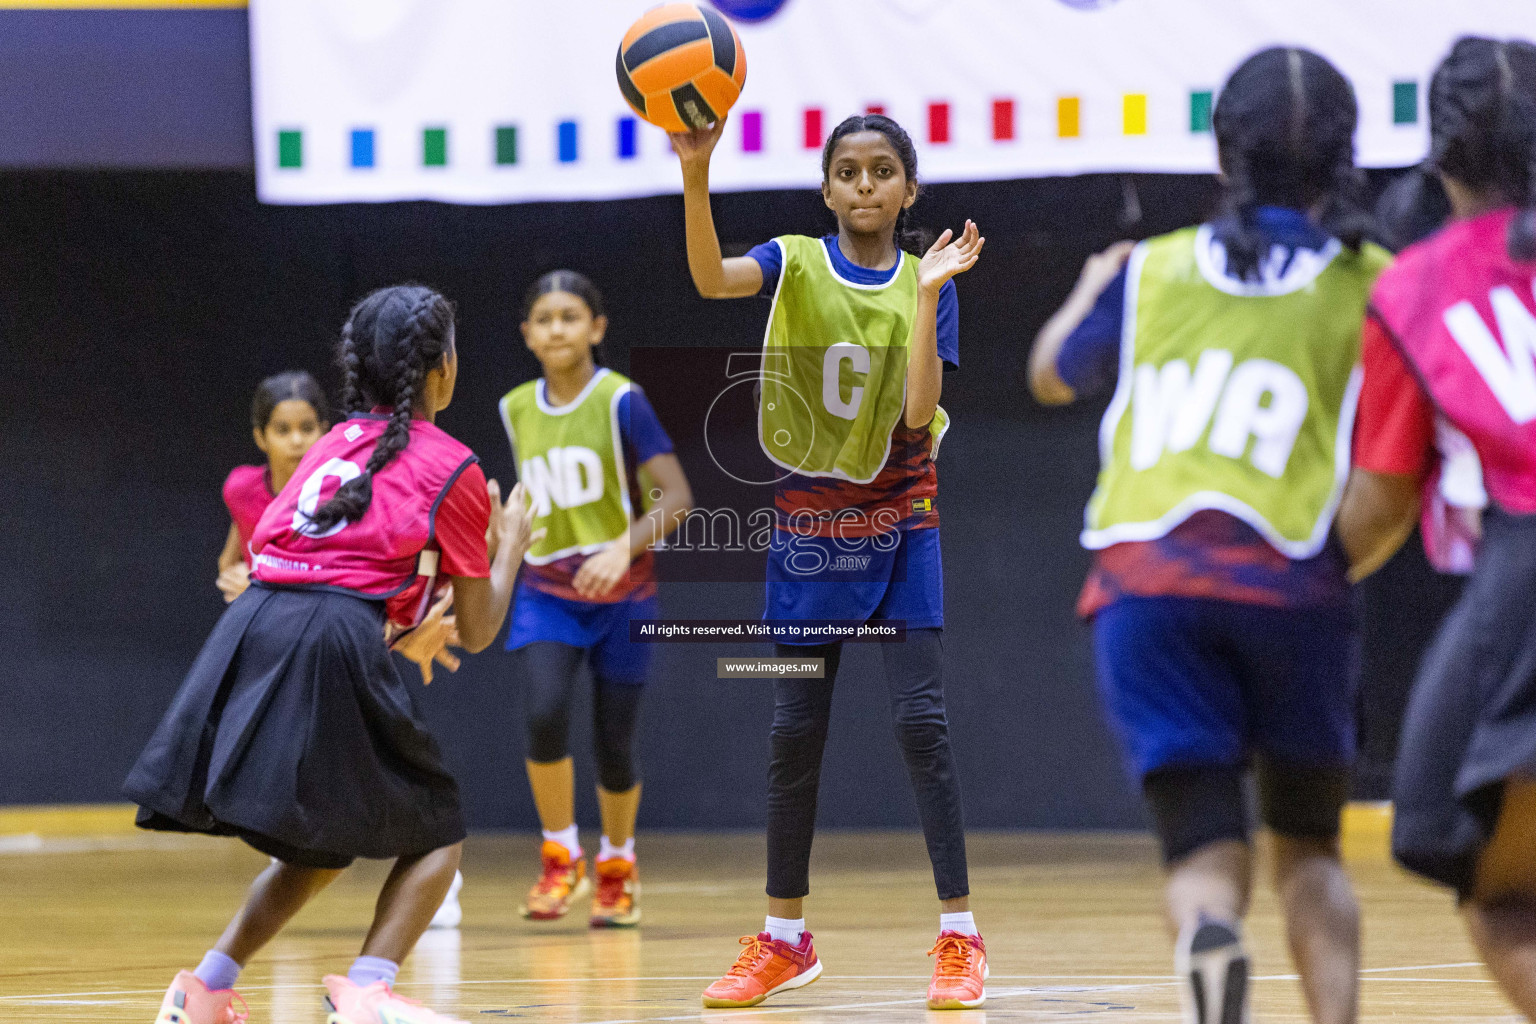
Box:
[1030,47,1389,1024]
[1339,36,1536,1019]
[126,284,540,1024]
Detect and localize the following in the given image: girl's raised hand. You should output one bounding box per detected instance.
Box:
[487,479,544,567]
[918,219,985,294]
[670,117,728,171]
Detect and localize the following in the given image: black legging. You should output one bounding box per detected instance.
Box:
[766,628,969,900]
[518,642,643,793]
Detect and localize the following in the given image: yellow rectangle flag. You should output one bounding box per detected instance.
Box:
[1124,94,1148,135]
[1057,96,1081,138]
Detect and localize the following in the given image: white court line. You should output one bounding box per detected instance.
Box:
[0,963,1488,1003]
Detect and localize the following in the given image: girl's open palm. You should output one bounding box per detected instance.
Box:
[919,219,985,292]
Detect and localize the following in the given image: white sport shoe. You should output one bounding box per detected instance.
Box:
[428,870,463,930]
[1175,919,1250,1024]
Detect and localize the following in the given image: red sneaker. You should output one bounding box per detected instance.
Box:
[590,856,640,928]
[701,931,823,1008]
[154,971,248,1024]
[520,840,590,920]
[927,930,988,1009]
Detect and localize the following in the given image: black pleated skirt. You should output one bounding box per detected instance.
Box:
[1392,509,1536,895]
[124,584,465,867]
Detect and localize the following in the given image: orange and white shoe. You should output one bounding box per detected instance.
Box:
[590,857,641,928]
[154,971,248,1024]
[927,931,988,1009]
[322,974,467,1024]
[701,931,823,1008]
[520,840,590,920]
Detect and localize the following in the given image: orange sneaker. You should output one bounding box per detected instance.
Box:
[701,931,823,1008]
[322,974,467,1023]
[927,931,988,1009]
[154,971,248,1024]
[520,840,590,920]
[590,857,641,928]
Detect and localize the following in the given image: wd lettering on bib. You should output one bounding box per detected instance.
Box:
[500,369,634,565]
[1084,225,1391,557]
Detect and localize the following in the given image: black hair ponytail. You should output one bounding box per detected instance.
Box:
[821,114,930,255]
[305,285,455,536]
[1425,37,1536,261]
[251,370,330,432]
[1373,163,1452,252]
[1211,47,1370,281]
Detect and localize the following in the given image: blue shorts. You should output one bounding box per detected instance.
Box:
[505,583,656,685]
[1093,596,1357,781]
[765,526,943,644]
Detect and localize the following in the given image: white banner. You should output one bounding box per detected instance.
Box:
[250,0,1536,205]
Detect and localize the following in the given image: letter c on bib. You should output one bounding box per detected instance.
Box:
[293,457,363,538]
[823,343,870,420]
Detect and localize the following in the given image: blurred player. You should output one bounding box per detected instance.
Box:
[1030,48,1389,1024]
[216,372,328,602]
[499,270,691,927]
[1338,36,1536,1021]
[675,112,988,1010]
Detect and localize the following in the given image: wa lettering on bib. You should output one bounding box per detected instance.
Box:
[499,369,634,565]
[1084,226,1391,557]
[759,235,949,485]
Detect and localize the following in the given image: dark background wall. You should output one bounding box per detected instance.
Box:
[0,167,1458,832]
[0,9,1462,832]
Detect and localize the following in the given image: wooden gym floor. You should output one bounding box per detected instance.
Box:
[0,809,1515,1023]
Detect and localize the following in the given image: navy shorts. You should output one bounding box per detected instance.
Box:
[506,583,656,686]
[765,526,944,643]
[1093,596,1358,781]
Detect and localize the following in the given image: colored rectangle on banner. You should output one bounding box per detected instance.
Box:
[495,125,518,166]
[1057,96,1080,138]
[741,110,763,152]
[1393,81,1419,124]
[350,129,374,168]
[928,102,950,144]
[1123,94,1147,136]
[1190,90,1213,133]
[422,127,447,167]
[557,120,578,163]
[277,129,302,169]
[618,117,637,159]
[803,108,823,149]
[866,104,885,115]
[992,99,1015,141]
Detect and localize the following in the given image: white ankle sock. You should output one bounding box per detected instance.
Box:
[543,825,580,857]
[599,835,635,862]
[764,915,804,945]
[939,911,978,936]
[347,956,398,989]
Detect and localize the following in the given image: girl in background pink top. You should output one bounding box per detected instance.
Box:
[216,371,329,602]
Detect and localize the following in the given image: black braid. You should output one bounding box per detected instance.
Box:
[305,286,454,536]
[1211,47,1369,281]
[1373,163,1451,252]
[337,322,364,416]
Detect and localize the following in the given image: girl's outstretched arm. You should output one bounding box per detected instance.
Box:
[908,220,985,428]
[1029,241,1134,406]
[216,522,251,603]
[450,481,542,653]
[673,119,763,299]
[1336,468,1422,582]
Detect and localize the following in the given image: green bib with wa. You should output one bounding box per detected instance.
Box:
[1083,225,1391,558]
[759,235,949,484]
[499,368,633,565]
